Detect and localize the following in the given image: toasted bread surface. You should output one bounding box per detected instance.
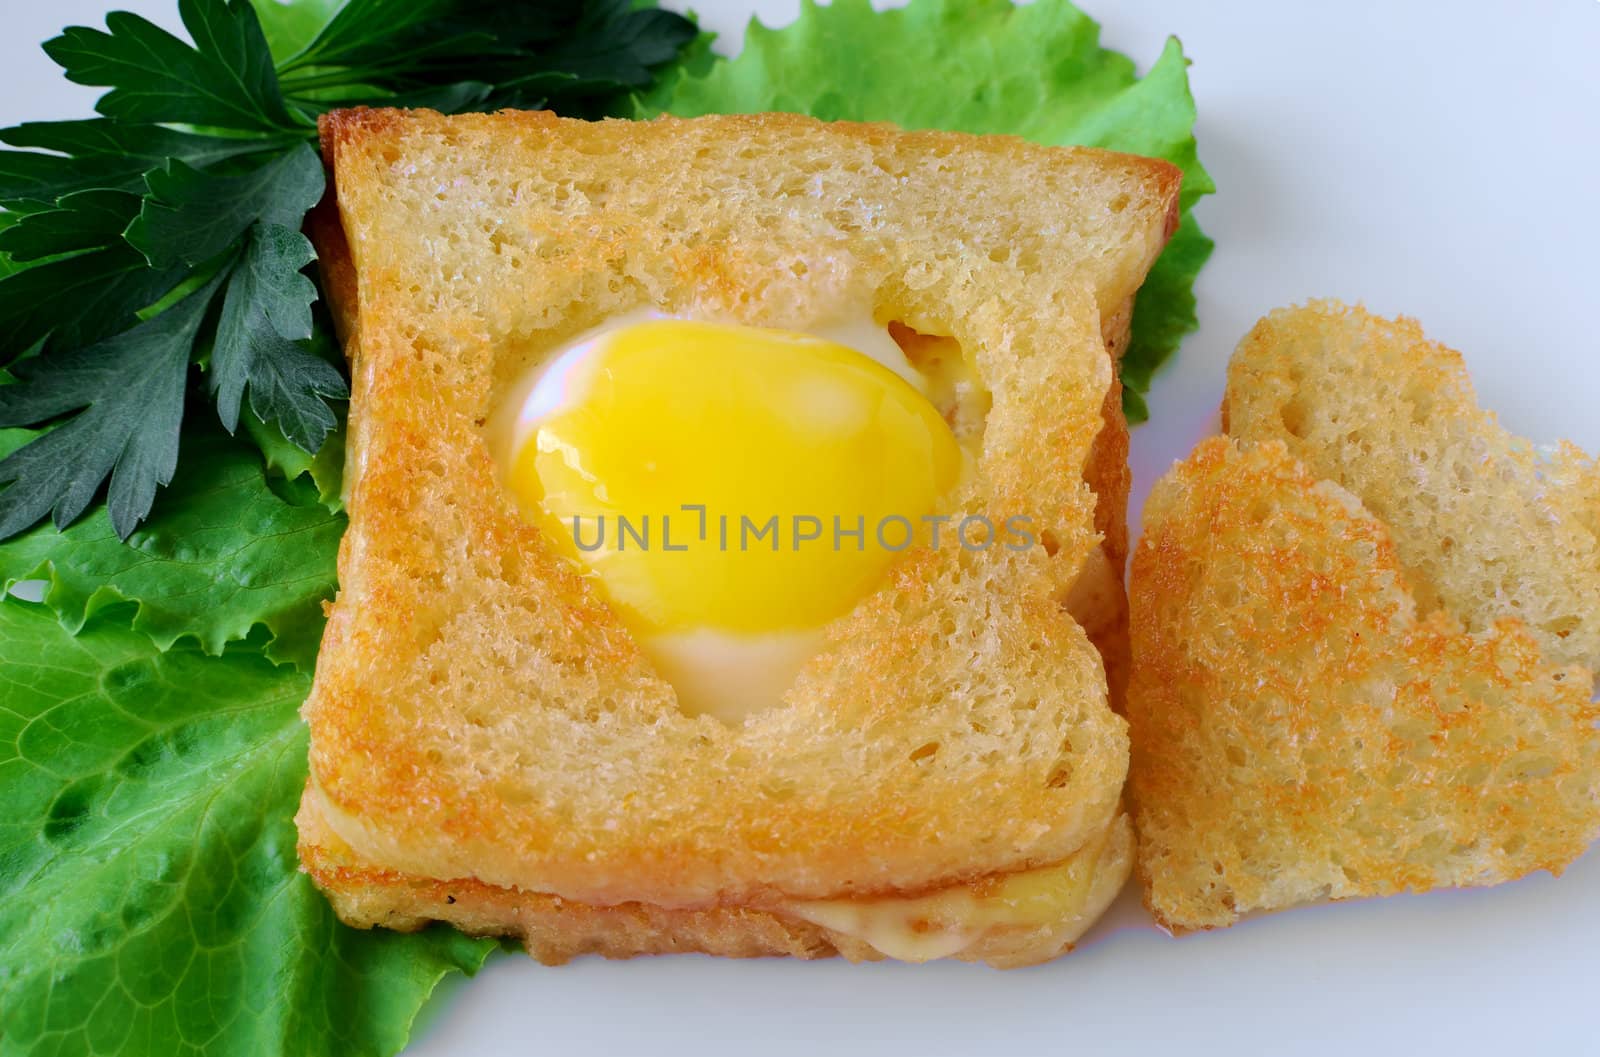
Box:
[298,791,1132,969]
[1129,304,1600,930]
[1225,302,1600,675]
[300,108,1178,935]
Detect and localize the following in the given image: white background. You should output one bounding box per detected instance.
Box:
[3,2,1597,1054]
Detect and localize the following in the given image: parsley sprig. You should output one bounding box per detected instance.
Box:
[0,0,695,541]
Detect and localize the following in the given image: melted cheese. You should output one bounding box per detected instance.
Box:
[311,771,1132,965]
[782,815,1131,962]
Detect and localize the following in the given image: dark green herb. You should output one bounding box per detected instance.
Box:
[0,0,696,542]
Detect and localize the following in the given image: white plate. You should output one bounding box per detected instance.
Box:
[433,3,1600,1052]
[5,3,1595,1054]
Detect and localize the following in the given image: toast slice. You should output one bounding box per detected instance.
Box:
[298,791,1135,968]
[1128,304,1600,931]
[1224,302,1600,674]
[299,109,1180,965]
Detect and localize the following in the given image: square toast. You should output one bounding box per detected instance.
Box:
[300,109,1180,964]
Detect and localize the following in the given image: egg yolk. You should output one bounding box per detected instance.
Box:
[508,319,962,637]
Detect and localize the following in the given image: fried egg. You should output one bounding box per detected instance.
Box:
[489,312,962,722]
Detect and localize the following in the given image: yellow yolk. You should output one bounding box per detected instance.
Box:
[500,318,962,718]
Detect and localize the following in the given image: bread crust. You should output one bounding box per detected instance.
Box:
[297,790,1132,969]
[1129,304,1600,930]
[1076,300,1136,708]
[300,109,1177,939]
[1224,301,1600,676]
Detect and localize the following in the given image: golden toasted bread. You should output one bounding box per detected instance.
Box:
[298,109,1180,965]
[298,793,1133,968]
[1225,302,1600,675]
[1128,304,1600,931]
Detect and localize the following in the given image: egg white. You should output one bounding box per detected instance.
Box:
[488,309,919,723]
[489,309,923,468]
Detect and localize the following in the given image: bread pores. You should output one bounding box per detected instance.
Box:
[1129,304,1600,931]
[299,109,1181,962]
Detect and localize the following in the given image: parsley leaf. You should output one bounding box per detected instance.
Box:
[0,151,176,206]
[45,0,302,133]
[277,0,465,71]
[0,213,20,279]
[272,0,699,115]
[0,244,183,367]
[0,119,288,203]
[0,277,219,539]
[0,5,701,1054]
[0,0,697,544]
[0,188,141,261]
[0,186,186,363]
[128,143,325,269]
[214,221,346,450]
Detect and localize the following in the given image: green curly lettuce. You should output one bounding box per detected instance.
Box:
[639,0,1214,421]
[0,597,496,1057]
[0,420,342,669]
[0,5,1217,1056]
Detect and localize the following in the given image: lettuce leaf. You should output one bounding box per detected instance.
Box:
[243,405,346,507]
[0,598,496,1057]
[0,421,342,670]
[250,0,348,61]
[0,5,1215,1056]
[639,0,1213,421]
